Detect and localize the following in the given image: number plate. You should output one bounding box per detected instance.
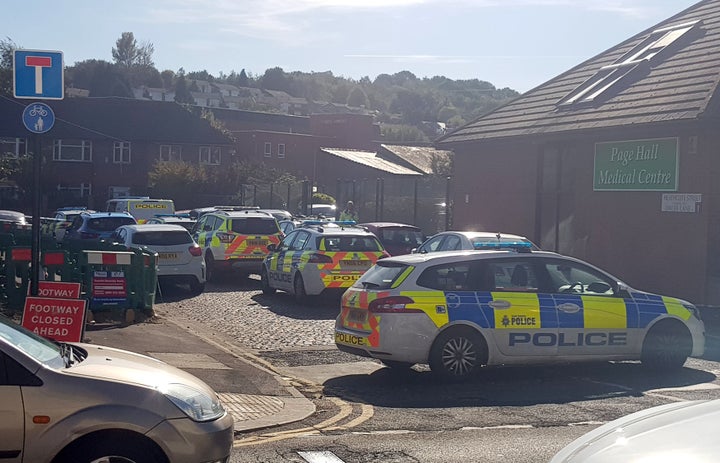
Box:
[247,240,267,246]
[341,260,370,267]
[158,253,178,260]
[347,308,367,323]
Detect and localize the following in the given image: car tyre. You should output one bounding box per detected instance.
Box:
[58,435,166,463]
[293,274,307,304]
[429,327,486,381]
[205,252,217,283]
[261,268,276,295]
[641,320,692,370]
[188,278,205,296]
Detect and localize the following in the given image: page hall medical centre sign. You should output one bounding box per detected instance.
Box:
[594,138,678,191]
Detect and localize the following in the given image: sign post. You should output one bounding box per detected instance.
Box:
[13,49,64,297]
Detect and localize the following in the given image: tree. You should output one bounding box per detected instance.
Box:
[0,37,18,96]
[260,67,290,92]
[160,70,175,89]
[238,69,249,87]
[174,74,195,104]
[347,86,369,108]
[112,32,154,68]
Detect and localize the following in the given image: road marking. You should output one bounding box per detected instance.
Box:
[234,397,354,447]
[298,451,347,463]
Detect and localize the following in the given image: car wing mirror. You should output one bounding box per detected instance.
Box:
[267,243,276,252]
[615,282,631,297]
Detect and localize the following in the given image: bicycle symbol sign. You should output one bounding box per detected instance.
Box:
[22,102,55,134]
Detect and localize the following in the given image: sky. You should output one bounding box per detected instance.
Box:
[6,0,701,93]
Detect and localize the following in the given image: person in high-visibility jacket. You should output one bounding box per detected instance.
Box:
[338,201,358,222]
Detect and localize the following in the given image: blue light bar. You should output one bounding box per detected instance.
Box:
[472,241,532,250]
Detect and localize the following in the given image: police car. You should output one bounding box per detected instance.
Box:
[261,221,389,303]
[334,243,705,380]
[191,209,283,281]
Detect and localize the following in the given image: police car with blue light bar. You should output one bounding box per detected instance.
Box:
[335,242,704,380]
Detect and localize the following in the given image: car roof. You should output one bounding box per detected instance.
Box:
[359,222,422,230]
[218,210,274,218]
[118,224,189,232]
[435,230,530,240]
[83,211,133,218]
[379,249,563,265]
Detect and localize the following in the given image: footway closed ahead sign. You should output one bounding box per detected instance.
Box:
[22,282,86,342]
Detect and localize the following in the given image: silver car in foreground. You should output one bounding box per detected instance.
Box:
[551,399,720,462]
[0,314,233,463]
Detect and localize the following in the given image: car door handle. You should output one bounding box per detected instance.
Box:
[557,303,581,313]
[488,300,511,309]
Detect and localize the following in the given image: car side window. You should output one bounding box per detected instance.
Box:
[490,260,539,292]
[278,231,297,251]
[543,260,615,295]
[417,261,473,291]
[420,235,443,252]
[440,235,461,251]
[291,231,310,251]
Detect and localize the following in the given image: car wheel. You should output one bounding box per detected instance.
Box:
[58,435,166,463]
[204,253,217,282]
[641,320,692,370]
[429,327,486,381]
[293,274,307,304]
[261,268,276,295]
[188,278,205,296]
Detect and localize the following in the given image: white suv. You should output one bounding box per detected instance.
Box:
[108,224,205,295]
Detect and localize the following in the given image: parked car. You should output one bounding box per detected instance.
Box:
[50,207,96,242]
[262,221,388,303]
[308,203,337,218]
[550,399,720,462]
[413,230,539,253]
[359,222,426,256]
[0,313,233,462]
[108,224,205,294]
[258,208,293,221]
[62,211,137,244]
[192,209,283,280]
[145,214,197,231]
[335,245,704,380]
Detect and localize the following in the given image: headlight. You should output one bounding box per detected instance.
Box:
[682,302,701,321]
[161,383,225,422]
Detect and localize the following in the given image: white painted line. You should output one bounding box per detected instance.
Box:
[298,451,347,463]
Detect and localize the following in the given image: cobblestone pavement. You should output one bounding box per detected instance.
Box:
[154,277,340,353]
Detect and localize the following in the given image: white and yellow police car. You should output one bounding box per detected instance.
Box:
[191,209,283,281]
[335,243,705,380]
[261,221,389,303]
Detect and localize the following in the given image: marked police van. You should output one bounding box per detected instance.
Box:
[334,244,705,380]
[106,197,175,224]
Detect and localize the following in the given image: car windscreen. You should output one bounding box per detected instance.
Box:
[88,217,137,231]
[379,228,425,246]
[353,261,410,289]
[319,235,383,252]
[0,316,64,368]
[132,230,193,245]
[230,218,279,234]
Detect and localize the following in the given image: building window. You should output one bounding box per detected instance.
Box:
[277,144,285,159]
[264,142,272,157]
[199,146,221,165]
[0,137,27,158]
[53,139,92,162]
[113,141,131,164]
[160,144,182,162]
[559,20,699,107]
[57,182,92,197]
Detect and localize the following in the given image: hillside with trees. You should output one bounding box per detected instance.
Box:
[1,33,520,143]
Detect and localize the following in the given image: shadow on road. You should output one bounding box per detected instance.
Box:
[323,361,717,408]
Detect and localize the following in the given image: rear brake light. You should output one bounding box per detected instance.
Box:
[308,253,333,264]
[368,296,420,313]
[189,245,202,256]
[217,232,234,243]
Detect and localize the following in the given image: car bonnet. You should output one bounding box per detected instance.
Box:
[551,399,720,462]
[62,343,217,396]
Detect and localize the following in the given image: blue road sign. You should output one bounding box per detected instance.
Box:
[13,49,64,100]
[22,103,55,134]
